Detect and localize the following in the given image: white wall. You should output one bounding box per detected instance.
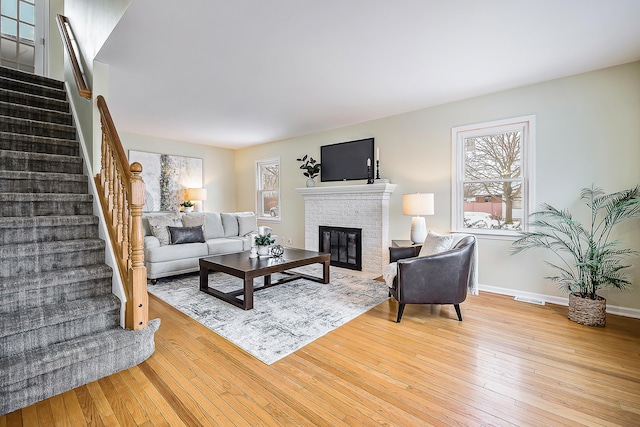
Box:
[63,0,132,169]
[120,132,237,213]
[236,61,640,311]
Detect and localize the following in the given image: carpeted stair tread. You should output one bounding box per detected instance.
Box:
[0,239,105,277]
[0,101,73,126]
[0,67,64,90]
[0,149,83,174]
[0,170,88,194]
[0,115,76,139]
[0,238,104,259]
[0,132,78,156]
[0,215,99,245]
[0,319,160,390]
[0,264,111,293]
[0,88,69,113]
[0,77,66,101]
[0,294,120,339]
[0,319,159,415]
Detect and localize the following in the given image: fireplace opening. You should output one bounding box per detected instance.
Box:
[319,226,362,271]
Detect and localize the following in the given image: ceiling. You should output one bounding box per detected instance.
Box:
[96,0,640,149]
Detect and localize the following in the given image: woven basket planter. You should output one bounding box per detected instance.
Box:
[568,293,606,327]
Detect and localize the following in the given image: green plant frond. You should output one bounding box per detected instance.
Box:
[580,185,605,209]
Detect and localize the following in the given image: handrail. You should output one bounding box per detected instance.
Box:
[95,95,148,330]
[56,14,91,99]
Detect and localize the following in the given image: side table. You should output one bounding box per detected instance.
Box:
[391,240,422,248]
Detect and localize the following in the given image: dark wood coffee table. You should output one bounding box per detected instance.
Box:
[199,248,330,310]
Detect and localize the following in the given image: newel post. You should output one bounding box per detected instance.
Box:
[128,162,148,330]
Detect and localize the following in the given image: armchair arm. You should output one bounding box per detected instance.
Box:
[389,245,420,263]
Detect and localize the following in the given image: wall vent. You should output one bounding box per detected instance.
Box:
[514,296,545,306]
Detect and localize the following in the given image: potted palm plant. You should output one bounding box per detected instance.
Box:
[512,185,640,326]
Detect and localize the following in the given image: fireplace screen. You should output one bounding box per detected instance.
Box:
[319,226,362,270]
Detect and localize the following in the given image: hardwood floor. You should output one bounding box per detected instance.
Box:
[3,289,640,426]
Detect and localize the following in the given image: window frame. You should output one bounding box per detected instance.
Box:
[255,157,281,223]
[451,115,535,238]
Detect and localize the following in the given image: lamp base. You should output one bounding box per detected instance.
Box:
[410,216,427,244]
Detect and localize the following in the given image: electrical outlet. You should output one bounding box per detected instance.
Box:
[287,238,293,245]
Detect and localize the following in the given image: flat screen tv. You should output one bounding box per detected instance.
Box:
[320,138,374,182]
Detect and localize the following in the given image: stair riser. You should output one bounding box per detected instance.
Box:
[0,177,88,194]
[0,247,105,277]
[0,120,75,140]
[0,223,98,245]
[0,311,120,357]
[0,201,93,217]
[0,278,112,314]
[0,68,64,90]
[0,79,66,101]
[0,156,83,174]
[0,90,69,113]
[0,103,73,126]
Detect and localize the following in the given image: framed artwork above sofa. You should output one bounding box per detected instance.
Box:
[128,150,203,212]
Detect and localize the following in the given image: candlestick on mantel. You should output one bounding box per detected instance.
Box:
[376,148,379,161]
[367,158,371,166]
[376,159,380,179]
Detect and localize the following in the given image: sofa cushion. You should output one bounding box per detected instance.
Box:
[147,212,182,246]
[235,212,257,236]
[203,212,225,239]
[168,225,205,244]
[221,213,239,237]
[206,238,244,254]
[145,242,208,263]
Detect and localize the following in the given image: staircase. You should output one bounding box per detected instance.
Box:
[0,67,159,416]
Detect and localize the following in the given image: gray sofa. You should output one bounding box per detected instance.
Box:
[142,211,271,283]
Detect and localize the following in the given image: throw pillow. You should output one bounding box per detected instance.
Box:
[182,214,206,235]
[147,212,182,246]
[168,225,205,244]
[236,212,257,236]
[418,231,454,257]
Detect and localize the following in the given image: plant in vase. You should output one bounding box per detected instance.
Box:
[180,200,194,213]
[512,185,640,326]
[254,233,275,256]
[296,155,320,187]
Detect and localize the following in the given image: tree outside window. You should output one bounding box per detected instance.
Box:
[452,116,535,236]
[256,158,280,221]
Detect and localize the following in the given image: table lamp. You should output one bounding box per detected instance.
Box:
[402,193,434,244]
[186,188,207,212]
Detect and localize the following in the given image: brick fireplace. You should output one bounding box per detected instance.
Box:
[296,183,397,275]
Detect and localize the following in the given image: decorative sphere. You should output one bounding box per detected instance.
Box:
[270,244,284,257]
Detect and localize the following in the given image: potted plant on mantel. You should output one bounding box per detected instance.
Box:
[512,185,640,326]
[296,155,321,187]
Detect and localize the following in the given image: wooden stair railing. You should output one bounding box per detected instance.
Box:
[56,14,91,99]
[95,95,148,330]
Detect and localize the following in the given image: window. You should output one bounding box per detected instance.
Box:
[256,157,280,222]
[451,115,535,237]
[0,0,35,73]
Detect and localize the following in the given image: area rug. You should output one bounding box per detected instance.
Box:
[148,265,389,365]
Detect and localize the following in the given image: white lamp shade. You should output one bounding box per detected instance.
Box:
[186,187,207,201]
[402,193,434,216]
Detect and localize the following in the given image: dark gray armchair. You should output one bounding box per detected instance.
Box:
[388,236,476,323]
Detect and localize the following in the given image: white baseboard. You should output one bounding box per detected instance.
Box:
[478,284,640,319]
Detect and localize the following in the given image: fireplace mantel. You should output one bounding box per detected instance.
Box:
[296,183,397,275]
[295,182,397,196]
